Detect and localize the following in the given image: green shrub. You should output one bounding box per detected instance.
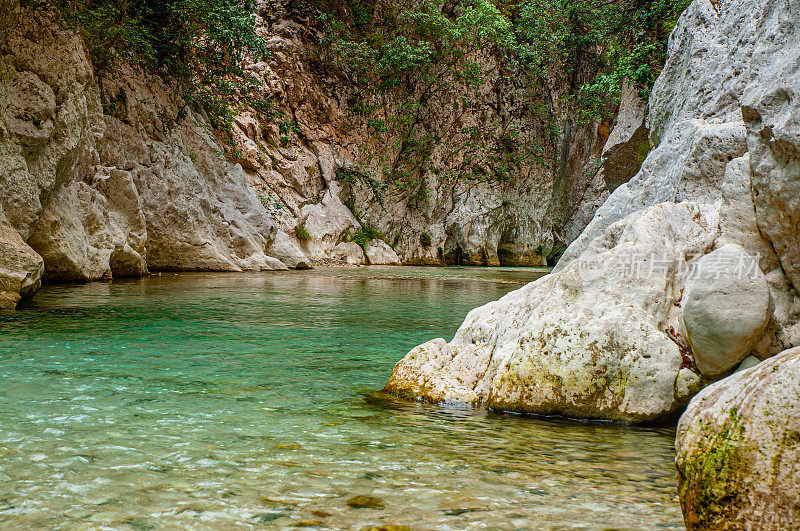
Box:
[419,232,432,246]
[347,223,384,249]
[295,223,311,242]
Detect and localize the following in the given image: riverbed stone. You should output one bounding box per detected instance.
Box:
[681,244,772,377]
[365,240,401,265]
[332,242,366,265]
[676,347,800,529]
[346,496,384,510]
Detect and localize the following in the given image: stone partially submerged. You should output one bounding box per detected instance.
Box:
[387,202,716,422]
[676,347,800,529]
[386,0,799,424]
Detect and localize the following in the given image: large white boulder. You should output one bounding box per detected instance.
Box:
[268,230,312,269]
[299,184,362,261]
[332,241,366,265]
[681,244,772,376]
[28,168,148,281]
[365,240,401,265]
[676,347,800,529]
[387,202,716,422]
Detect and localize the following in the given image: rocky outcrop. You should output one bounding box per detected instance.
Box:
[269,230,312,269]
[676,347,800,529]
[741,0,800,290]
[28,167,148,280]
[558,0,765,268]
[332,242,366,265]
[364,240,401,266]
[96,73,280,272]
[386,0,800,422]
[563,81,649,243]
[0,210,42,309]
[681,244,773,376]
[387,202,715,422]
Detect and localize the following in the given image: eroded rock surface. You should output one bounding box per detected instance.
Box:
[332,242,366,265]
[365,241,401,266]
[0,211,43,309]
[741,0,800,289]
[676,347,800,529]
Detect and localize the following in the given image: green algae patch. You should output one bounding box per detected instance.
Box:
[678,409,749,529]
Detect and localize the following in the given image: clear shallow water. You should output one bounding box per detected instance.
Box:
[0,266,683,529]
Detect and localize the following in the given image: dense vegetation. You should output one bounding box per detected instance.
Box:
[31,0,269,127]
[313,0,689,198]
[32,0,689,189]
[322,0,689,118]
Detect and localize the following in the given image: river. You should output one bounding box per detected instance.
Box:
[0,267,683,529]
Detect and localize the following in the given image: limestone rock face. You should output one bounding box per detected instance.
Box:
[681,244,772,376]
[365,241,401,266]
[0,0,102,241]
[0,1,290,286]
[387,202,717,422]
[0,211,43,309]
[95,62,281,272]
[332,242,366,265]
[676,347,800,529]
[741,0,800,290]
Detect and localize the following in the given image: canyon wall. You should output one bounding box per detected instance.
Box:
[0,0,637,308]
[234,1,628,268]
[0,0,289,307]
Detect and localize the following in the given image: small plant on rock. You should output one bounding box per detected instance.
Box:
[295,223,311,242]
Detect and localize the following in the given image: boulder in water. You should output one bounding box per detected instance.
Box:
[676,347,800,529]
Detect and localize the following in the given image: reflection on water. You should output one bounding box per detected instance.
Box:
[0,267,682,529]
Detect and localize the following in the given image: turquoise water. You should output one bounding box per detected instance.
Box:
[0,267,683,529]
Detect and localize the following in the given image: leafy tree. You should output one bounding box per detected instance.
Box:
[514,0,691,120]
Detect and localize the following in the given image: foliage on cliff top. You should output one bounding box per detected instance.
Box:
[514,0,691,119]
[321,0,690,119]
[32,0,268,127]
